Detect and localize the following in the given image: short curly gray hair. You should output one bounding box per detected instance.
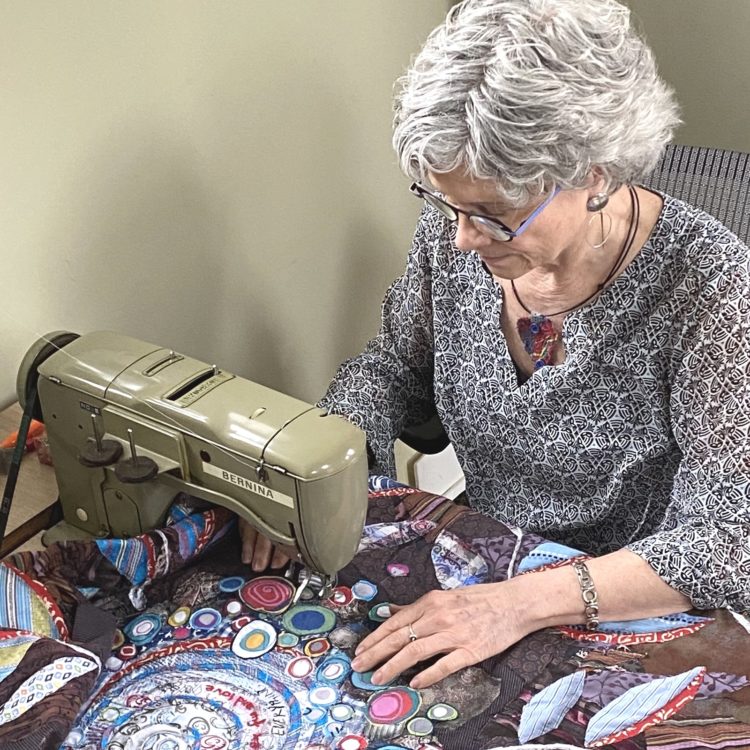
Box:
[393,0,680,206]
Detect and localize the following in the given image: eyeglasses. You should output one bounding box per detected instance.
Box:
[409,182,560,242]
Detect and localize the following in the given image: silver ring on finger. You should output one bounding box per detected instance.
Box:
[408,623,418,643]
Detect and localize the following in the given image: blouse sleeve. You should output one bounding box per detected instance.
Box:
[627,234,750,610]
[318,206,442,476]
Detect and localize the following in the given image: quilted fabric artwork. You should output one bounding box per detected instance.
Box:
[0,476,746,750]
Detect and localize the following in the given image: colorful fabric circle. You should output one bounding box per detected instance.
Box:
[304,638,331,658]
[328,586,354,606]
[189,607,222,630]
[308,685,338,707]
[117,644,137,660]
[111,629,125,649]
[240,576,295,613]
[232,616,253,632]
[407,716,434,736]
[282,605,337,636]
[224,599,244,617]
[330,703,355,722]
[286,656,315,679]
[367,687,422,724]
[351,669,393,691]
[386,563,410,577]
[351,580,378,601]
[337,735,368,750]
[123,614,161,646]
[316,655,351,685]
[231,619,277,659]
[368,603,392,622]
[167,606,191,627]
[303,706,328,724]
[219,575,245,593]
[427,703,459,721]
[277,631,300,649]
[171,626,191,640]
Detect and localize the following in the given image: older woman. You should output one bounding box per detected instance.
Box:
[245,0,750,689]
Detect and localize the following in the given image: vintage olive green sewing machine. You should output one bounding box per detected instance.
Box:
[17,331,368,597]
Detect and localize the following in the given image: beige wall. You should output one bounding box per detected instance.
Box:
[624,0,750,153]
[1,2,445,408]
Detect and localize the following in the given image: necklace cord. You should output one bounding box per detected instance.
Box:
[511,186,640,318]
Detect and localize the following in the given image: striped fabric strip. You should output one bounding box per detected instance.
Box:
[558,622,709,645]
[518,670,587,743]
[645,717,750,750]
[0,564,59,638]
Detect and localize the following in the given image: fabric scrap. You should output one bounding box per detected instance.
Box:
[0,656,98,726]
[431,530,489,589]
[358,520,436,553]
[584,667,706,747]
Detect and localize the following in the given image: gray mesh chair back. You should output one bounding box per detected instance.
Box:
[644,143,750,245]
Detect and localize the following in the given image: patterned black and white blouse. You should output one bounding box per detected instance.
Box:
[320,194,750,611]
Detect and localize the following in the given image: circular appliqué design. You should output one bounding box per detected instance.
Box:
[69,643,310,750]
[315,655,351,685]
[281,605,336,636]
[219,575,245,593]
[232,620,278,659]
[286,656,314,679]
[277,631,300,649]
[123,613,162,646]
[303,637,331,658]
[240,576,295,613]
[351,580,378,601]
[168,606,191,627]
[367,686,422,724]
[189,607,222,630]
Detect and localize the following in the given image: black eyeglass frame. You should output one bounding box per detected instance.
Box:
[409,182,560,242]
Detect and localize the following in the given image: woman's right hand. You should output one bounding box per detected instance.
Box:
[239,517,291,571]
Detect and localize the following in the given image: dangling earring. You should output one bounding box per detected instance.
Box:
[586,192,612,249]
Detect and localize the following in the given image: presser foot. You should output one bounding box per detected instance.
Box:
[286,564,337,604]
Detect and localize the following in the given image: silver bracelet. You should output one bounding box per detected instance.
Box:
[571,559,600,630]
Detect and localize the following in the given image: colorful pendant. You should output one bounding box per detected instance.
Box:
[517,314,561,370]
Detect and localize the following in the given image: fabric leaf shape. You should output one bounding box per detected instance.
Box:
[584,666,706,747]
[518,669,586,743]
[431,530,489,589]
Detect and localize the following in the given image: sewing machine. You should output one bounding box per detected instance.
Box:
[17,331,368,596]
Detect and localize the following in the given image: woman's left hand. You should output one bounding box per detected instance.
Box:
[350,579,534,689]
